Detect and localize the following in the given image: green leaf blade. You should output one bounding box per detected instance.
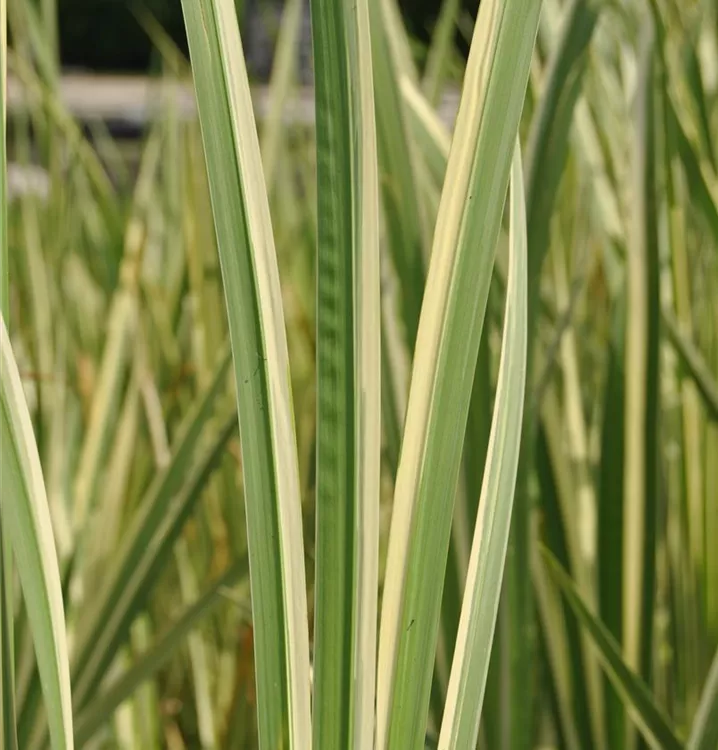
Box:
[368,0,427,353]
[688,650,718,750]
[376,2,542,747]
[310,0,381,744]
[622,16,660,703]
[663,309,718,423]
[179,1,311,747]
[0,316,74,750]
[438,140,528,750]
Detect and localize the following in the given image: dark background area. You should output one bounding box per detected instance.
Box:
[56,0,478,73]
[58,0,190,70]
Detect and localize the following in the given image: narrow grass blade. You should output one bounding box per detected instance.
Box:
[1,513,18,750]
[380,279,409,480]
[662,309,718,422]
[656,24,710,640]
[422,0,461,106]
[81,376,140,586]
[375,2,542,747]
[127,617,160,749]
[378,0,417,82]
[260,0,303,194]
[400,76,450,189]
[623,19,660,702]
[460,290,493,532]
[687,650,718,750]
[668,99,718,253]
[175,540,216,748]
[368,0,427,352]
[413,84,495,724]
[543,551,683,750]
[432,294,494,724]
[531,494,582,750]
[73,559,249,747]
[537,393,599,750]
[598,291,627,750]
[524,0,598,323]
[0,3,16,745]
[0,316,74,750]
[437,141,527,750]
[680,39,715,170]
[545,228,607,750]
[310,0,381,744]
[179,2,311,747]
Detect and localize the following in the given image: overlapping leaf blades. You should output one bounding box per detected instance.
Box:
[1,316,74,750]
[376,1,541,747]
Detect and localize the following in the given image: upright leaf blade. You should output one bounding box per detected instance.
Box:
[375,2,542,747]
[687,650,718,750]
[438,141,527,750]
[310,0,380,744]
[0,316,74,750]
[368,0,427,353]
[598,291,627,750]
[623,17,659,710]
[0,2,16,744]
[0,512,17,750]
[179,2,311,746]
[422,0,461,106]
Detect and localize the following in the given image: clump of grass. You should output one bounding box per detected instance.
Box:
[1,0,717,748]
